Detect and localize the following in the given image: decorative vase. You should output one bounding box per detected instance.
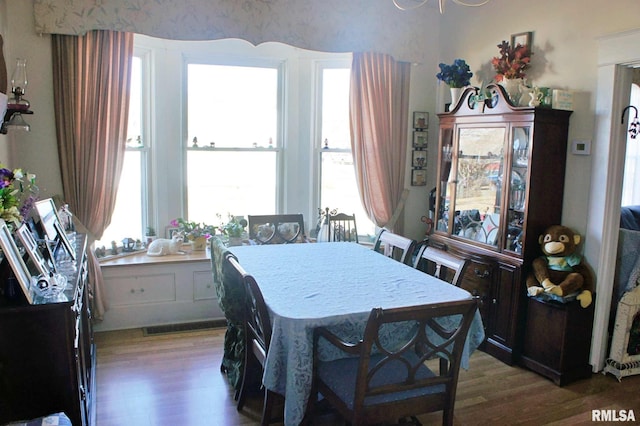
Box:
[190,236,207,251]
[450,87,463,109]
[499,78,523,105]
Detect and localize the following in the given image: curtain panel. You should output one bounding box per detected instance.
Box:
[350,52,410,233]
[33,0,433,64]
[51,30,133,320]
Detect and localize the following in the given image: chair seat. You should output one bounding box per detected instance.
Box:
[318,351,443,410]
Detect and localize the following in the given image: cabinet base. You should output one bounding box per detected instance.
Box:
[520,355,593,386]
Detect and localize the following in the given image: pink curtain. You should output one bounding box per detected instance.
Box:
[51,31,133,320]
[350,52,411,233]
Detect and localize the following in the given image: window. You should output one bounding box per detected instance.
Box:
[318,66,376,239]
[96,37,374,247]
[185,63,280,224]
[96,54,147,248]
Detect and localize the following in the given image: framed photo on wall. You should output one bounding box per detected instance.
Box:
[413,131,428,148]
[411,169,427,186]
[413,112,428,129]
[511,31,533,49]
[412,150,427,168]
[0,219,34,304]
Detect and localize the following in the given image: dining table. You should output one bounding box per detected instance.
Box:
[227,242,485,426]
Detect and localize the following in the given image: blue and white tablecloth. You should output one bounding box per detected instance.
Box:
[229,242,485,426]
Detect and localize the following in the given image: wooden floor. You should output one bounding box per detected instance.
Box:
[95,326,640,426]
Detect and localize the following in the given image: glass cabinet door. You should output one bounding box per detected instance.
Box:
[452,127,506,247]
[436,127,454,234]
[505,126,531,254]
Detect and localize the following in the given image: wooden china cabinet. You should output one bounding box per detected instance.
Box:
[430,84,571,365]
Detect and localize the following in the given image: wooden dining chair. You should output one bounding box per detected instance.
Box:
[230,256,280,425]
[248,214,308,244]
[372,229,417,265]
[313,298,479,426]
[327,212,358,243]
[414,245,467,287]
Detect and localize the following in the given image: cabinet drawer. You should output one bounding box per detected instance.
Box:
[193,271,216,301]
[104,273,176,306]
[460,259,492,298]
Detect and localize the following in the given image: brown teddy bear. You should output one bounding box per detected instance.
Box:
[526,225,594,308]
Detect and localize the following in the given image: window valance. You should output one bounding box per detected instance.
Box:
[33,0,433,63]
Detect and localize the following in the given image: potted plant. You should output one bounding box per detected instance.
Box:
[144,226,157,245]
[170,218,216,251]
[436,58,473,108]
[219,215,247,246]
[491,40,532,104]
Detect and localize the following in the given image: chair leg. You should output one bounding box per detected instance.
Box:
[237,352,258,411]
[261,389,275,426]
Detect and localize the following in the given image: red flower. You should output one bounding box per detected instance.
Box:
[492,40,532,82]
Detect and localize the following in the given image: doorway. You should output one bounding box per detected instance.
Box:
[588,29,640,371]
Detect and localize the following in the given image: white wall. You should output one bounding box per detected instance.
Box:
[1,0,62,198]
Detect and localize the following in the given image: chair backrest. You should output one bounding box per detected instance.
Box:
[356,299,477,423]
[327,212,358,243]
[315,298,478,425]
[372,229,417,265]
[248,214,307,244]
[226,255,272,356]
[414,245,467,287]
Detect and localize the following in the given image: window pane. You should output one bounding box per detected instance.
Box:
[320,67,376,240]
[96,56,144,248]
[187,64,278,148]
[96,151,143,246]
[187,151,276,224]
[321,68,351,149]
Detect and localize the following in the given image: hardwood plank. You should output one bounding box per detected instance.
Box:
[95,327,640,425]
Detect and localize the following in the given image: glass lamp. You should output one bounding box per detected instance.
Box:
[8,58,29,110]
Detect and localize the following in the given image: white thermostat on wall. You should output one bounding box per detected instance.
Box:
[571,139,591,156]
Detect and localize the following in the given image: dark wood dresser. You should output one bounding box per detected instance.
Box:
[0,234,94,425]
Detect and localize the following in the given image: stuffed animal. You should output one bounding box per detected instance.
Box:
[526,225,594,308]
[146,233,185,256]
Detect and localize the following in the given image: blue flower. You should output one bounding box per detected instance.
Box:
[436,59,473,88]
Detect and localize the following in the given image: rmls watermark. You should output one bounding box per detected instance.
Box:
[592,409,636,422]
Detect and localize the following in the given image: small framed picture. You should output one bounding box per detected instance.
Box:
[411,169,427,186]
[511,31,533,49]
[412,150,427,168]
[413,130,428,148]
[0,219,34,304]
[16,224,51,277]
[413,111,428,129]
[54,220,76,261]
[166,226,180,239]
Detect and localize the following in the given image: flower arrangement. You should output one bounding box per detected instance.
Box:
[491,40,532,82]
[0,165,38,227]
[436,59,473,88]
[218,214,247,238]
[171,218,216,241]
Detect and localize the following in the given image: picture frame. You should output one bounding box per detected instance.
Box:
[412,150,427,168]
[411,169,427,186]
[413,111,428,129]
[166,226,180,239]
[511,31,533,49]
[0,219,34,304]
[413,130,428,148]
[16,224,51,277]
[54,220,76,261]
